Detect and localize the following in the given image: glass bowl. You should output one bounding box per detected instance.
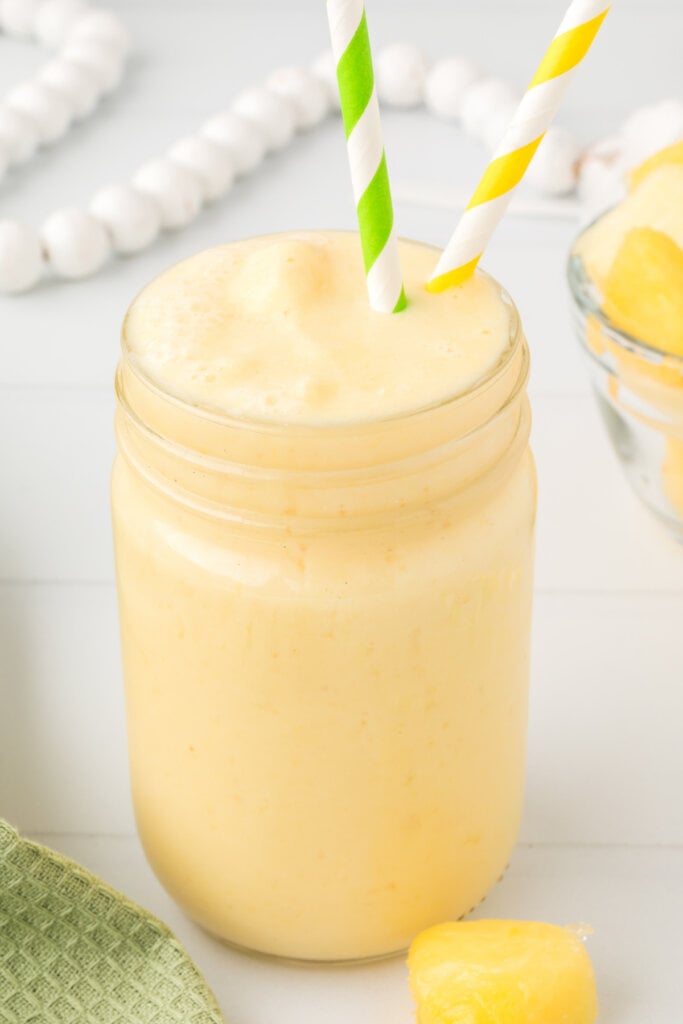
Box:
[568,224,683,541]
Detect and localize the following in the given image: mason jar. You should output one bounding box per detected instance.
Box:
[112,244,536,963]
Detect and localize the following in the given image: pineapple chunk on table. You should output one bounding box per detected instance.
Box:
[408,919,598,1024]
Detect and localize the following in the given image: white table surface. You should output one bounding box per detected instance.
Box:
[1,2,682,1022]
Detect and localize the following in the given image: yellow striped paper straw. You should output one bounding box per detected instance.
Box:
[428,0,612,293]
[327,0,406,313]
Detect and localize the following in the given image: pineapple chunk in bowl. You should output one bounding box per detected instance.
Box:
[568,145,683,539]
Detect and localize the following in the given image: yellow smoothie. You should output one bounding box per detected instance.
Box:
[112,233,536,961]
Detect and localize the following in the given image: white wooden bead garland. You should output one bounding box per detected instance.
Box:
[89,184,161,254]
[41,205,111,278]
[0,8,681,295]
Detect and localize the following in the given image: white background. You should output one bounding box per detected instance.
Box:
[0,1,681,1021]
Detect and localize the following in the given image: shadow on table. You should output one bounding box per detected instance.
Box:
[0,567,132,834]
[0,579,45,830]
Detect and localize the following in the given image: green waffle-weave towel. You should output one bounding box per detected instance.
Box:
[0,821,225,1024]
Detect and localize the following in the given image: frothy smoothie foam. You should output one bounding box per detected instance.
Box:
[123,233,512,422]
[113,232,536,961]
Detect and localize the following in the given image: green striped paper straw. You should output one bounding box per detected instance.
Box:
[327,0,407,313]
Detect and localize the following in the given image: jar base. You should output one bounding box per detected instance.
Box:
[189,864,512,967]
[195,924,409,968]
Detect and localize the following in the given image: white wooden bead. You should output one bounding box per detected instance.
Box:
[0,220,43,293]
[310,50,341,112]
[266,66,330,130]
[201,111,267,176]
[132,159,203,229]
[0,0,42,37]
[424,57,481,120]
[527,126,581,196]
[61,40,125,95]
[168,136,235,202]
[39,58,102,120]
[67,9,130,57]
[0,105,40,164]
[232,88,296,152]
[6,82,73,144]
[460,78,520,144]
[34,0,88,50]
[42,207,112,279]
[376,44,429,108]
[620,99,683,170]
[578,157,627,225]
[585,134,623,164]
[90,184,161,254]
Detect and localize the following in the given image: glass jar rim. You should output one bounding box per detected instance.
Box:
[120,232,524,439]
[567,216,683,372]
